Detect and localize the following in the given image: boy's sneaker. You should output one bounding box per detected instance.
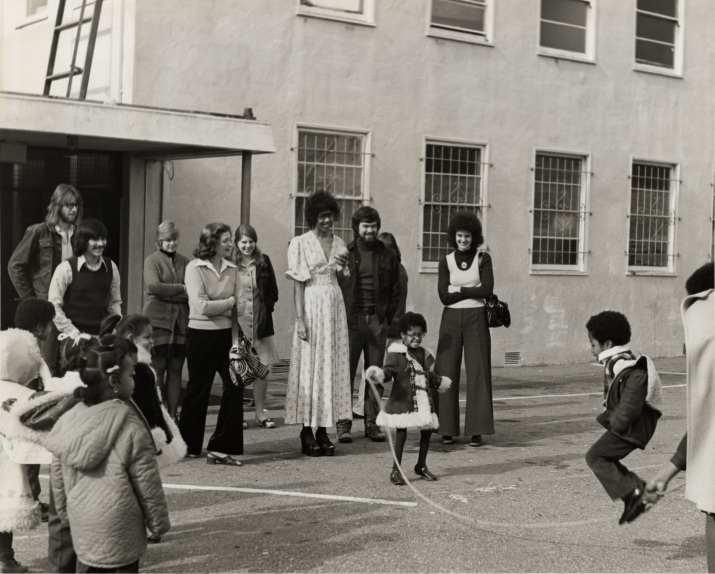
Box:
[0,558,29,573]
[619,487,658,525]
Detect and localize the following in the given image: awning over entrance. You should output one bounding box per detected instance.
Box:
[0,91,276,159]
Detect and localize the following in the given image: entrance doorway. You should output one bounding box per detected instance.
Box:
[0,148,123,329]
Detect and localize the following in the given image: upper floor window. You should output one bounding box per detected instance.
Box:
[17,0,48,28]
[298,0,375,26]
[627,161,679,273]
[539,0,596,62]
[635,0,683,75]
[294,128,369,243]
[531,152,590,273]
[429,0,494,44]
[421,141,488,268]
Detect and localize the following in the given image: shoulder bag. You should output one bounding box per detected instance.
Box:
[229,306,270,388]
[478,253,511,329]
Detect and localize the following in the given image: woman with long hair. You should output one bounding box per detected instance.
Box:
[234,224,280,428]
[179,223,246,466]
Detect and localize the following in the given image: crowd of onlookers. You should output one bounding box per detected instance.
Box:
[0,183,712,572]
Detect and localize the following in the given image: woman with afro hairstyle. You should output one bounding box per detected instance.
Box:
[433,210,495,447]
[284,191,352,457]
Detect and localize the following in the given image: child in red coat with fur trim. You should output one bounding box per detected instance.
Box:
[366,312,451,486]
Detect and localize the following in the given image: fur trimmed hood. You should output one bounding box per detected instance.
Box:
[0,329,43,386]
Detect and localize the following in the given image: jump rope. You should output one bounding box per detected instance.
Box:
[364,377,685,531]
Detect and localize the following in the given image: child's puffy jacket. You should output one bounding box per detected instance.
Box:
[45,399,170,569]
[596,355,661,449]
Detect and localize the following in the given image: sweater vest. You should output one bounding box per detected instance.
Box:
[63,256,113,334]
[446,252,483,309]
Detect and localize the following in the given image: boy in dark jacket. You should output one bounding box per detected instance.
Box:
[585,311,663,525]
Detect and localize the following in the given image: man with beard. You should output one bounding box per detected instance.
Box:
[8,184,83,373]
[338,206,401,442]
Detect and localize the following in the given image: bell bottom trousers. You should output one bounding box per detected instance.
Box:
[433,306,494,437]
[180,328,243,456]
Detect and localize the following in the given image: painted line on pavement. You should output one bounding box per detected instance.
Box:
[161,483,417,507]
[462,383,686,403]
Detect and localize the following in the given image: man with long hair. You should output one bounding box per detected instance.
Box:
[8,184,83,373]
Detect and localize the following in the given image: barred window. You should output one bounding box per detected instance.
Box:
[431,0,487,36]
[628,162,678,271]
[421,142,487,265]
[27,0,48,17]
[298,0,374,25]
[539,0,596,60]
[531,153,589,270]
[294,129,368,243]
[635,0,681,72]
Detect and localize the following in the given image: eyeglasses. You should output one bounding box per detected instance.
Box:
[404,332,424,340]
[63,203,78,209]
[317,212,336,221]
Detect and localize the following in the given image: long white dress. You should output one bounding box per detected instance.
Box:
[284,231,352,427]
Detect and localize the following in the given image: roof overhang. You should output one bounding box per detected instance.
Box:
[0,92,276,160]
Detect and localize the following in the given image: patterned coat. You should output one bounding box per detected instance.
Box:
[370,343,451,430]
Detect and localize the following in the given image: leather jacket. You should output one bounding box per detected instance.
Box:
[338,239,401,329]
[8,223,65,300]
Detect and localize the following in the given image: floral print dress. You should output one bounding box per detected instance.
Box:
[284,232,352,427]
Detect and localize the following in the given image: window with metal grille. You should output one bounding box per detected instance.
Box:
[421,142,487,265]
[294,129,368,243]
[431,0,488,36]
[628,162,678,271]
[26,0,48,17]
[298,0,374,25]
[531,153,589,270]
[539,0,594,55]
[635,0,680,71]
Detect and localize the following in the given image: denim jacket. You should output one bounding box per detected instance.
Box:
[8,223,65,300]
[338,239,401,329]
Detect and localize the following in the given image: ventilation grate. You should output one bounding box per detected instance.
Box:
[504,351,522,367]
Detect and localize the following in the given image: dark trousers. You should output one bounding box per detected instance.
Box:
[347,313,386,425]
[24,463,41,500]
[433,306,494,437]
[585,430,643,500]
[0,531,13,562]
[179,328,243,456]
[47,479,76,573]
[76,560,139,573]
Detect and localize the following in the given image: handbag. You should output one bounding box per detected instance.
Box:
[479,253,512,329]
[228,307,270,388]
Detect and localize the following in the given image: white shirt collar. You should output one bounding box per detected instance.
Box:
[195,258,236,275]
[77,255,107,271]
[598,345,631,364]
[55,225,75,238]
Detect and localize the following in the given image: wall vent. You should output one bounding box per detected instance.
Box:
[503,351,522,367]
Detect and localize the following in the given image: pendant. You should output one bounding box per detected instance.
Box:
[460,261,467,269]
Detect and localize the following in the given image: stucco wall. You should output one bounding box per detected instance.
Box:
[4,0,712,365]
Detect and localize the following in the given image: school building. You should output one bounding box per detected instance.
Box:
[1,0,713,366]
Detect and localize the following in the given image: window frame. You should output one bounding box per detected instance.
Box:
[15,0,49,29]
[634,0,684,78]
[296,0,376,27]
[419,137,490,273]
[529,149,591,275]
[537,0,597,64]
[626,158,680,276]
[427,0,495,47]
[292,125,372,244]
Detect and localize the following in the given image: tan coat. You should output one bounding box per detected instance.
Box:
[46,399,170,569]
[683,289,715,513]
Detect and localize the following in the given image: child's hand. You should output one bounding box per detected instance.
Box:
[147,533,162,544]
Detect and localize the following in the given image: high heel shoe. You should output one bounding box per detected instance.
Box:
[315,427,335,456]
[207,452,242,466]
[300,427,322,457]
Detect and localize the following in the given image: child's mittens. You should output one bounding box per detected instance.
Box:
[437,376,452,394]
[365,365,386,385]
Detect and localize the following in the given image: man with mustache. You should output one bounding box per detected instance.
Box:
[338,206,401,442]
[8,184,83,374]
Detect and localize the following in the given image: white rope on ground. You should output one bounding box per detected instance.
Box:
[366,378,684,531]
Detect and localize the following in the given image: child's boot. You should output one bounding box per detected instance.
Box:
[390,467,406,486]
